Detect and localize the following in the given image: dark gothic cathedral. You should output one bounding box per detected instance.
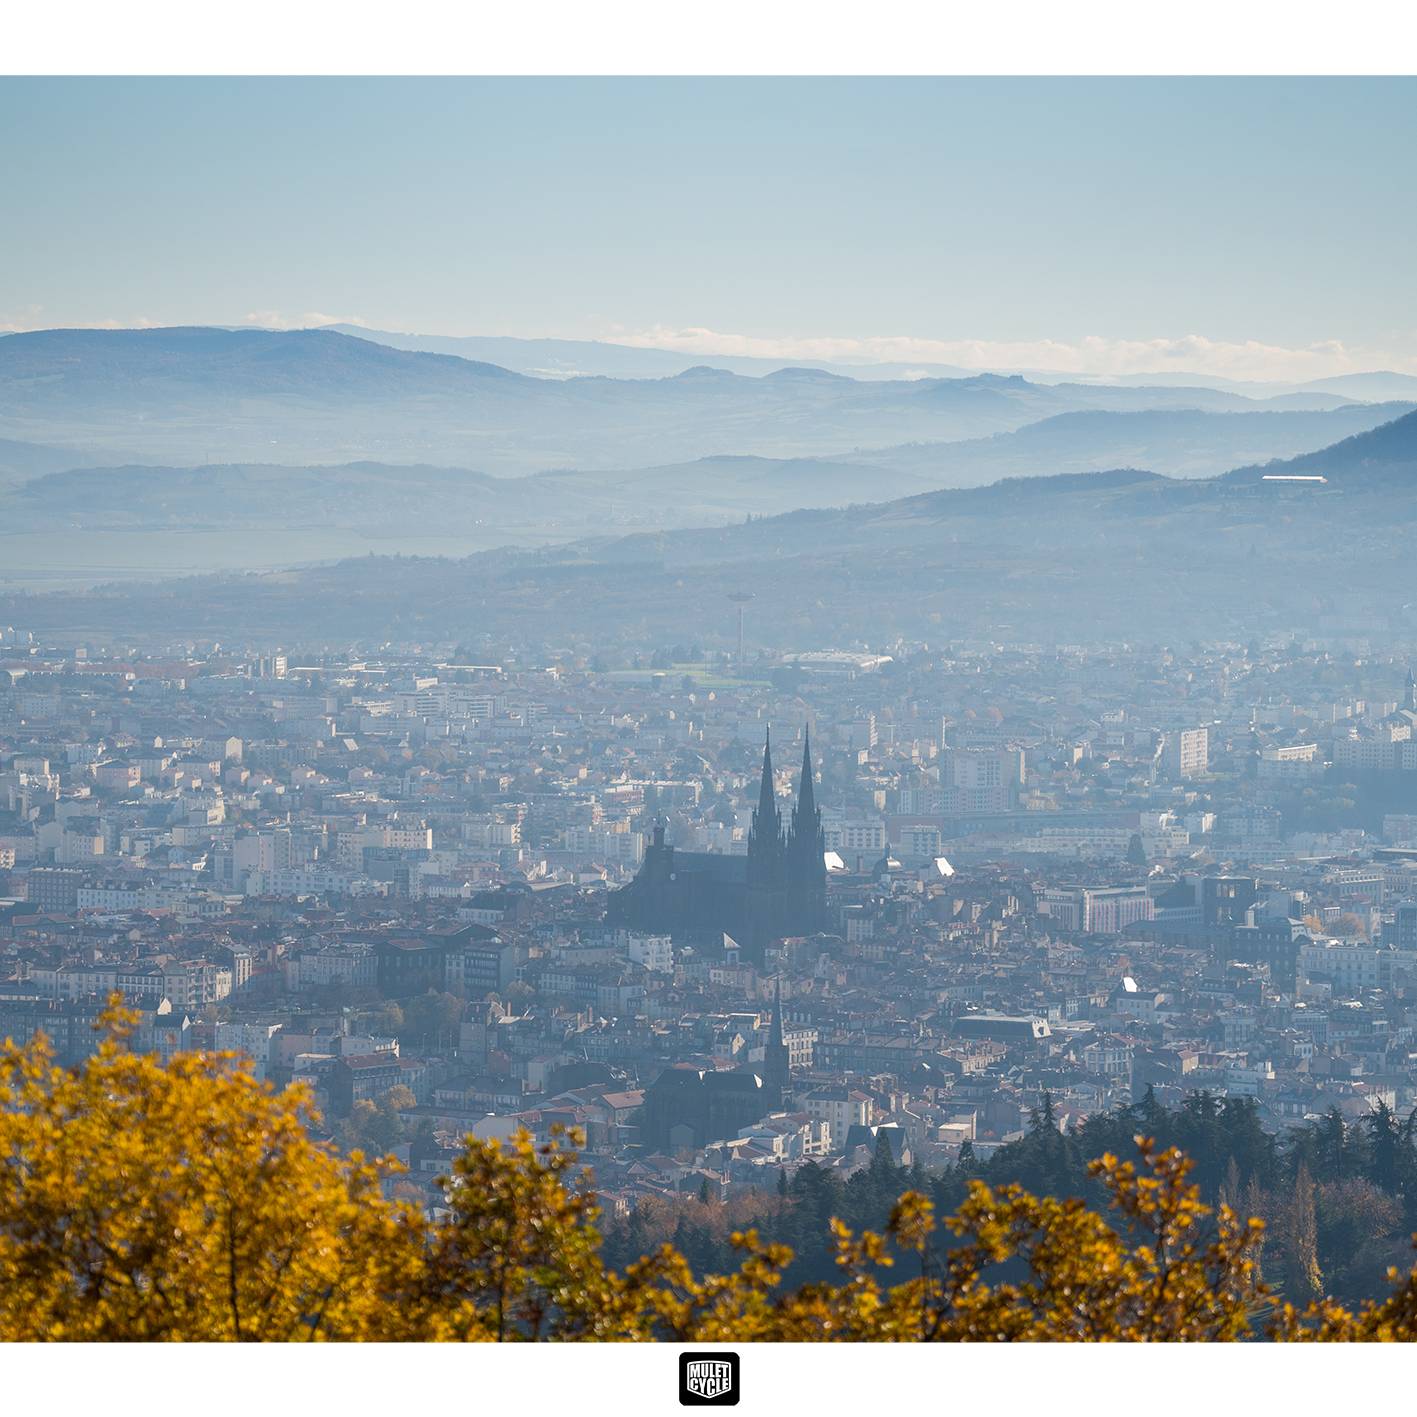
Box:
[607,728,827,963]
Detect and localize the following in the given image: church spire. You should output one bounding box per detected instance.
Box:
[749,725,781,850]
[796,728,817,821]
[762,973,790,1103]
[757,725,778,825]
[784,724,826,936]
[747,726,784,900]
[789,726,822,853]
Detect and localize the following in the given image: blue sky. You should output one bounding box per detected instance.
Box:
[2,77,1415,378]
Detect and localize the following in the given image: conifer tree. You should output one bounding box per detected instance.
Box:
[1282,1163,1324,1308]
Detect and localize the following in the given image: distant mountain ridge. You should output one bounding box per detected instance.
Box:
[10,404,1413,569]
[1298,372,1417,401]
[320,323,978,381]
[1222,407,1417,485]
[0,325,1372,473]
[326,324,1417,403]
[8,404,1417,647]
[855,403,1415,484]
[0,436,107,485]
[4,382,1417,590]
[0,326,529,401]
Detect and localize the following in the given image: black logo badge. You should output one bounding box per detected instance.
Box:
[679,1352,740,1405]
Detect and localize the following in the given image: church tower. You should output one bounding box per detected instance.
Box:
[785,728,827,933]
[760,975,791,1106]
[745,728,785,960]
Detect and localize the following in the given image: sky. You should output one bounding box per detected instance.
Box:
[2,76,1416,380]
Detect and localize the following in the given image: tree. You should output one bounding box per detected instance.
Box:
[1279,1163,1324,1308]
[1312,1107,1366,1183]
[11,1010,1417,1341]
[419,1128,639,1340]
[1364,1099,1413,1197]
[835,1140,1268,1341]
[339,1084,417,1156]
[869,1128,899,1179]
[364,1000,405,1036]
[402,991,464,1047]
[0,1002,426,1341]
[1312,1178,1403,1303]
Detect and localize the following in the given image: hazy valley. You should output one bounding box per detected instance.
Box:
[1,326,1414,589]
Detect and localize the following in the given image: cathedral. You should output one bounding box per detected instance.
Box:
[607,728,827,963]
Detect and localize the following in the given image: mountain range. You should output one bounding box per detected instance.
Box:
[3,325,1416,590]
[7,407,1416,649]
[325,324,1417,404]
[3,401,1412,585]
[0,326,1375,475]
[321,323,980,381]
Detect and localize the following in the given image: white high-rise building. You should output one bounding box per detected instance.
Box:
[1160,727,1209,780]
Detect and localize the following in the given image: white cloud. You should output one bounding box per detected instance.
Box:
[0,304,46,333]
[1,311,162,333]
[604,324,1417,383]
[243,311,369,331]
[4,308,1413,384]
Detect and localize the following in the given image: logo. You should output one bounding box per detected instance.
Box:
[679,1352,740,1406]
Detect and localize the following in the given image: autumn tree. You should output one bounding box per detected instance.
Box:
[338,1084,417,1157]
[820,1140,1270,1341]
[0,1004,428,1341]
[401,991,464,1048]
[362,1000,405,1037]
[1277,1163,1324,1308]
[9,1010,1417,1343]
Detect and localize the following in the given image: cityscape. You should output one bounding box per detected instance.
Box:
[8,626,1417,1299]
[4,66,1417,1359]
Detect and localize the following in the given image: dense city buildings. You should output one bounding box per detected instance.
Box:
[6,625,1417,1211]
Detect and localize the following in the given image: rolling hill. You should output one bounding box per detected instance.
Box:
[0,437,108,486]
[857,403,1416,484]
[1221,407,1417,486]
[7,406,1416,648]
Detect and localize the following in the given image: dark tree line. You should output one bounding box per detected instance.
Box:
[603,1091,1417,1305]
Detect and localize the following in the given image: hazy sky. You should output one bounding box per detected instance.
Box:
[3,76,1416,378]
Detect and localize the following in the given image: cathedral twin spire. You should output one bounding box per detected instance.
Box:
[612,726,825,962]
[748,726,823,881]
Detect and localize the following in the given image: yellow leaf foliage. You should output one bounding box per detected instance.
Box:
[3,1005,1417,1342]
[0,1002,427,1340]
